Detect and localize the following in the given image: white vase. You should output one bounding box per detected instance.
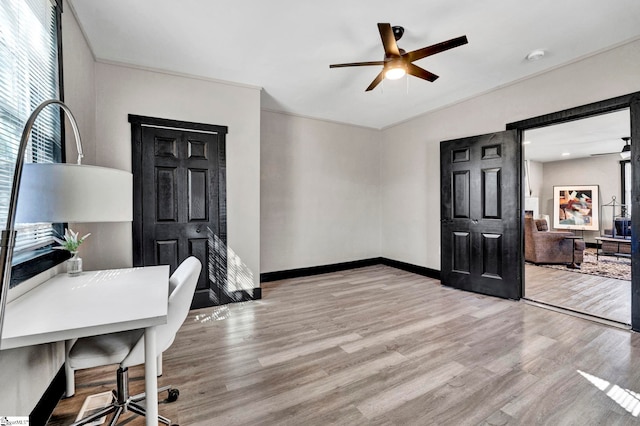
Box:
[67,252,83,276]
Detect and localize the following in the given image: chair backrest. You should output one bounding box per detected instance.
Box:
[122,256,202,368]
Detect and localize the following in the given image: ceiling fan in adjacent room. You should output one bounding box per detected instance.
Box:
[329,23,468,92]
[591,137,631,159]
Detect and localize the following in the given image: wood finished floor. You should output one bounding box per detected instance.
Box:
[525,263,631,325]
[48,265,640,425]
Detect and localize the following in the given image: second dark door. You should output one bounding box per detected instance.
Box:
[440,130,521,299]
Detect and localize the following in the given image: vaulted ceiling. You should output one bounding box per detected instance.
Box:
[68,0,640,129]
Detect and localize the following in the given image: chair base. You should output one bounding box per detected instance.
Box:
[71,367,176,426]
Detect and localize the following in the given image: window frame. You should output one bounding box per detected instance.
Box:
[8,0,69,288]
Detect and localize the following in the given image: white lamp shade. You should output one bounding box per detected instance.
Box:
[15,163,133,224]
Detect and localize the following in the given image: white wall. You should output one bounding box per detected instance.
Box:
[1,3,261,415]
[541,155,622,243]
[526,160,544,198]
[261,111,381,272]
[0,2,93,415]
[0,266,66,416]
[380,39,640,270]
[94,62,261,287]
[61,0,98,272]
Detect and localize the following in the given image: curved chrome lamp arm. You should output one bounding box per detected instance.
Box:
[0,100,84,344]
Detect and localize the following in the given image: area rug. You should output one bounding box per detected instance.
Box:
[533,248,631,281]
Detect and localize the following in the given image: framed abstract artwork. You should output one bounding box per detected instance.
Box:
[553,185,599,231]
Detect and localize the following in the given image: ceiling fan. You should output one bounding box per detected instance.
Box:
[591,137,631,159]
[329,23,468,91]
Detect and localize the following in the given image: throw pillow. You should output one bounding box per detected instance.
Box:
[535,219,548,231]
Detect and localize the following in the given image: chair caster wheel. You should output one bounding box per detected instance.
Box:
[167,388,180,402]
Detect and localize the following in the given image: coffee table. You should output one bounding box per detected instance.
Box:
[595,236,631,260]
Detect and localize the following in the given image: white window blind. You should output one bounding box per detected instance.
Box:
[0,0,62,255]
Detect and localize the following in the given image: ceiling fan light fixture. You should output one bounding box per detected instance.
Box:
[621,144,631,159]
[620,137,631,159]
[384,58,407,80]
[385,66,406,80]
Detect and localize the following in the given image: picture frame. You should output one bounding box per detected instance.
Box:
[553,185,599,231]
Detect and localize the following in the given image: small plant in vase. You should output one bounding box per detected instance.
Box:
[54,228,91,276]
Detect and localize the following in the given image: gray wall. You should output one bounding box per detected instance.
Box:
[92,61,261,281]
[0,1,93,415]
[4,3,640,417]
[0,2,261,414]
[379,39,640,270]
[541,155,622,243]
[261,111,381,273]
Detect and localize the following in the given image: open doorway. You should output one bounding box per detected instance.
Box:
[522,108,631,325]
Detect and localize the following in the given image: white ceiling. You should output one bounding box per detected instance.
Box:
[68,0,640,129]
[524,109,631,163]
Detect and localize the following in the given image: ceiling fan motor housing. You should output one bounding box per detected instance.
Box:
[622,137,631,154]
[385,48,406,60]
[392,26,404,41]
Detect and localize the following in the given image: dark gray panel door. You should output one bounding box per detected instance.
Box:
[440,130,521,299]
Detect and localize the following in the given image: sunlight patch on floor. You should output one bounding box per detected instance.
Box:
[194,306,231,323]
[578,370,640,416]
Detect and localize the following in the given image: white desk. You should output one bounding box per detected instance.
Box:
[1,265,170,426]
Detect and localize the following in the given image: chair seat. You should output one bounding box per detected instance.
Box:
[69,329,144,370]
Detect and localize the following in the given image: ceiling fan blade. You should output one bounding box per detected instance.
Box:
[329,61,385,68]
[590,152,618,157]
[378,23,400,57]
[591,138,631,156]
[365,71,385,92]
[406,63,439,82]
[406,35,468,62]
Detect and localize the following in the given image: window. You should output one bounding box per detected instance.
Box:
[0,0,65,286]
[621,160,631,216]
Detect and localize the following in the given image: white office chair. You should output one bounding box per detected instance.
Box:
[68,257,202,426]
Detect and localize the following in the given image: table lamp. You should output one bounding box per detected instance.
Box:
[0,99,133,342]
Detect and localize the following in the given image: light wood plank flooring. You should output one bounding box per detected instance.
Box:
[525,263,631,325]
[49,265,640,425]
